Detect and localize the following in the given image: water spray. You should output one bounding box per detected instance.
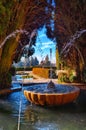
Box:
[61,29,86,55]
[0,29,29,49]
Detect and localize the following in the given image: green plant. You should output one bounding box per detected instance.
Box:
[69,74,77,83]
[22,75,33,79]
[16,67,33,71]
[33,67,50,78]
[58,72,69,83]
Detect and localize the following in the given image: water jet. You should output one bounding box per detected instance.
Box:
[24,82,80,106]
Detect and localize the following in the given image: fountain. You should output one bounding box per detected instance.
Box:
[0,29,84,130]
[23,29,86,106]
[24,82,80,106]
[1,29,85,107]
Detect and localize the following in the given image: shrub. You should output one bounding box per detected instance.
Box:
[58,72,69,83]
[22,75,33,79]
[69,74,77,83]
[33,67,50,78]
[58,70,78,83]
[33,67,57,78]
[16,67,33,71]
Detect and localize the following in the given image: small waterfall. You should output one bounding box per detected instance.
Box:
[0,29,29,49]
[0,29,31,49]
[61,29,86,55]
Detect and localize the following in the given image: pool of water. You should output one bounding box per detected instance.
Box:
[15,74,33,81]
[0,84,86,130]
[25,83,75,93]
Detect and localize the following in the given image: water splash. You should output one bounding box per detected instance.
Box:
[61,29,86,55]
[37,33,44,60]
[0,29,29,49]
[25,29,37,49]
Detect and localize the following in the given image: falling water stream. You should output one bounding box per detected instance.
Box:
[0,29,29,49]
[60,29,86,67]
[61,29,86,54]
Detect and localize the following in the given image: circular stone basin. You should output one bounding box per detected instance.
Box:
[24,83,80,106]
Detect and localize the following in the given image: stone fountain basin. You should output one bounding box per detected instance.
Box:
[24,84,80,106]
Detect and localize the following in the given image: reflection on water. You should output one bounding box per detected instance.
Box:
[0,85,86,130]
[24,104,86,130]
